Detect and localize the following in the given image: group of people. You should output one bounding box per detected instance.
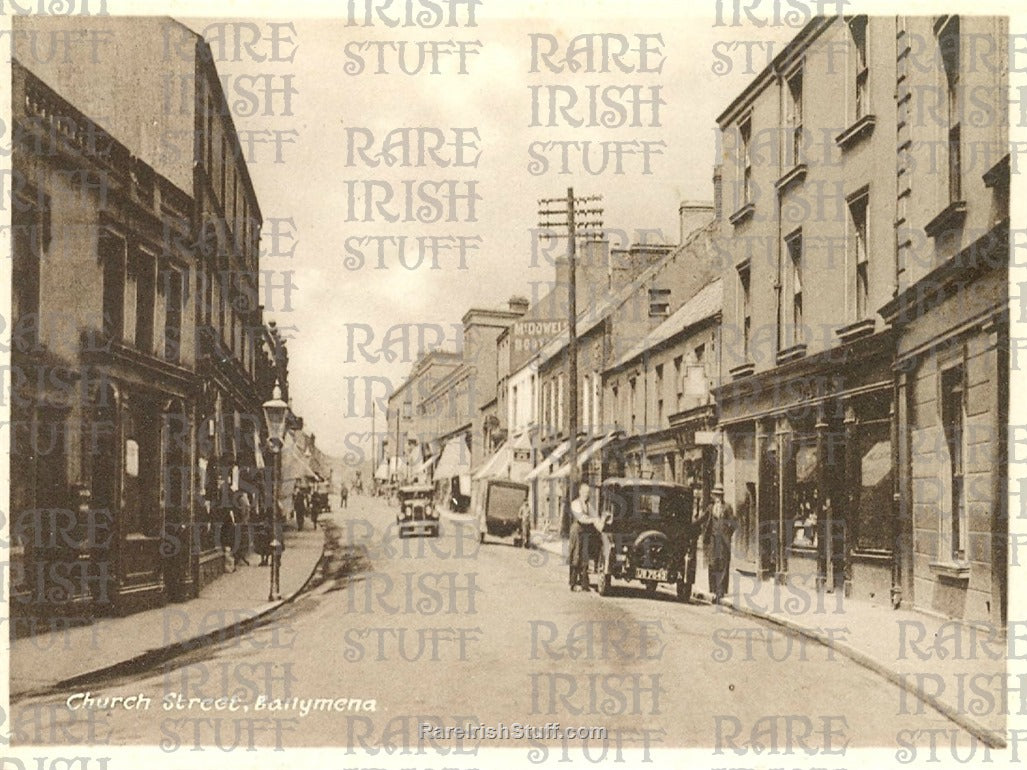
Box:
[211,484,283,569]
[567,480,737,602]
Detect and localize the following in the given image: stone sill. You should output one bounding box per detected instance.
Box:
[928,561,971,581]
[775,343,808,365]
[983,153,1009,189]
[775,163,808,194]
[835,318,876,344]
[729,361,755,380]
[924,200,967,239]
[729,202,755,226]
[835,114,876,152]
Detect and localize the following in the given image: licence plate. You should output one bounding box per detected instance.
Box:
[636,567,668,582]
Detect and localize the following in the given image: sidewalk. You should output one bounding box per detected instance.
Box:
[10,513,331,701]
[529,533,1007,748]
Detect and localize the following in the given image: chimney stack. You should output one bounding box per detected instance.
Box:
[713,165,723,221]
[508,296,530,314]
[679,200,715,243]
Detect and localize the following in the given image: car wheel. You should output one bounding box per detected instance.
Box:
[644,580,658,595]
[677,580,692,603]
[597,549,612,596]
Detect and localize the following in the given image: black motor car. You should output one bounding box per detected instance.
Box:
[590,478,700,601]
[396,484,439,538]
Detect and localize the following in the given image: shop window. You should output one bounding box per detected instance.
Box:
[941,365,967,561]
[790,440,819,548]
[853,419,893,552]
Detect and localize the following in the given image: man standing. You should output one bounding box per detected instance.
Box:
[568,481,600,591]
[703,484,736,603]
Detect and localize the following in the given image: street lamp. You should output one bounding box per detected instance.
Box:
[262,381,289,601]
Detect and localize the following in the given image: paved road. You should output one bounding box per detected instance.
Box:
[10,494,973,761]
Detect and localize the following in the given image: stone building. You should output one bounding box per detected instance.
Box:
[714,15,1008,625]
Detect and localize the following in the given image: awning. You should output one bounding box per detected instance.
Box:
[414,454,436,480]
[551,432,620,478]
[435,436,471,478]
[524,439,570,481]
[473,441,513,480]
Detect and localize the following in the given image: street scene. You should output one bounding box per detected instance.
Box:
[4,3,1018,768]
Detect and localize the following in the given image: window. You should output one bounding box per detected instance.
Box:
[938,16,961,203]
[849,16,869,119]
[611,384,620,430]
[13,190,47,352]
[786,232,803,345]
[849,191,870,319]
[786,67,803,165]
[592,373,601,433]
[674,355,684,411]
[132,246,156,353]
[100,230,126,342]
[738,264,752,360]
[624,377,632,435]
[738,116,753,204]
[941,365,967,561]
[649,287,670,318]
[655,364,664,424]
[163,266,183,363]
[556,374,565,434]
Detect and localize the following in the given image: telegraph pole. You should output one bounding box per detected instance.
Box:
[538,189,603,537]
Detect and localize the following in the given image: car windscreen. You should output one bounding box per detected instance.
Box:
[602,486,691,520]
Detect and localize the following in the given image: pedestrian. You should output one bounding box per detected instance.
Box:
[340,484,349,509]
[233,488,252,566]
[568,481,599,592]
[702,484,737,603]
[293,485,307,531]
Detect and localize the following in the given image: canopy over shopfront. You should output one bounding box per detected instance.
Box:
[473,441,512,481]
[524,438,570,481]
[550,431,620,479]
[434,435,471,479]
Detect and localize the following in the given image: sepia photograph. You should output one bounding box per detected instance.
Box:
[2,1,1022,767]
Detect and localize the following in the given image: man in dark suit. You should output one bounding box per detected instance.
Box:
[703,484,736,603]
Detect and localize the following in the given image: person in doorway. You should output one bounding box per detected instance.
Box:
[703,484,737,603]
[568,481,600,591]
[233,488,252,566]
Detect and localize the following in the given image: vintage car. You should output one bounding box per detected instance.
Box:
[590,478,700,601]
[396,484,439,538]
[477,479,530,546]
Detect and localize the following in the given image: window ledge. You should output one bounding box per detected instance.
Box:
[924,200,967,239]
[729,362,755,380]
[835,318,876,344]
[776,343,807,365]
[983,153,1009,189]
[928,561,970,581]
[729,202,755,226]
[835,114,876,151]
[775,164,807,194]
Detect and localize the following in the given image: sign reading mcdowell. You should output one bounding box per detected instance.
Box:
[512,319,568,353]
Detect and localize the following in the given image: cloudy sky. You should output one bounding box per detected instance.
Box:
[172,2,809,466]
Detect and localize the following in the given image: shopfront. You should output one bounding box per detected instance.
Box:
[717,331,897,601]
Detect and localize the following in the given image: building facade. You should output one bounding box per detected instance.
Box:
[714,15,1008,625]
[11,17,269,620]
